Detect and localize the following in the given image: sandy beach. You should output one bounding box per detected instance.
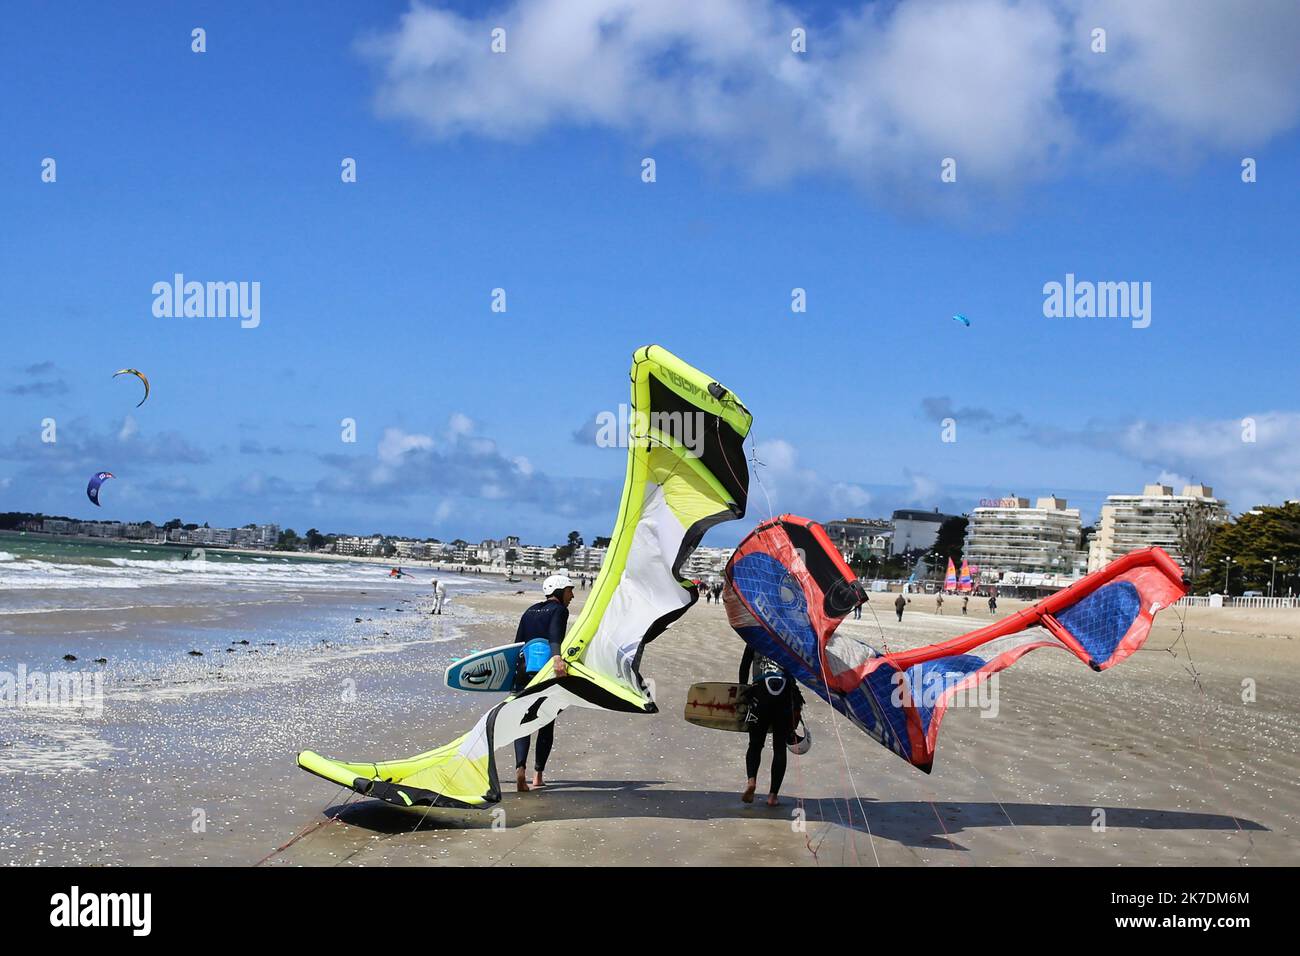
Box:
[270,593,1297,867]
[5,582,1294,867]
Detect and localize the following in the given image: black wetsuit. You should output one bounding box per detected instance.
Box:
[739,645,798,795]
[512,598,568,772]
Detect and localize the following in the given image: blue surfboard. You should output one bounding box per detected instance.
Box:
[444,642,523,692]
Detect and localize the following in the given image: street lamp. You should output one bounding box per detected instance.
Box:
[1270,556,1279,598]
[1222,556,1234,594]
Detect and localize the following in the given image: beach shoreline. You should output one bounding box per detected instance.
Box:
[3,583,1296,866]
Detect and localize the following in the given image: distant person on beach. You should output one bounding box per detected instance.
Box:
[512,572,573,792]
[936,593,944,615]
[894,593,907,622]
[988,594,998,614]
[961,595,969,615]
[431,579,446,615]
[853,592,863,619]
[739,645,801,808]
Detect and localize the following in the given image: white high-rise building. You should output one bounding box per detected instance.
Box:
[335,535,384,556]
[681,546,735,579]
[965,495,1086,579]
[1088,484,1228,571]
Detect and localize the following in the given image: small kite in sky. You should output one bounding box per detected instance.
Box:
[113,368,150,407]
[87,472,115,507]
[952,313,970,327]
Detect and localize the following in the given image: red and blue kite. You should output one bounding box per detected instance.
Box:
[724,515,1187,773]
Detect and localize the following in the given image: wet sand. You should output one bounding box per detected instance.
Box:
[4,588,1296,866]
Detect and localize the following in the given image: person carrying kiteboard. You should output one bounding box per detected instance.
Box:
[511,572,573,791]
[738,644,803,807]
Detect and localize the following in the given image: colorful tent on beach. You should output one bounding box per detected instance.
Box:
[298,346,753,809]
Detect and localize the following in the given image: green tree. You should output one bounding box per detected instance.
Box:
[1195,502,1300,595]
[276,528,301,551]
[305,528,325,551]
[554,531,583,567]
[930,516,969,568]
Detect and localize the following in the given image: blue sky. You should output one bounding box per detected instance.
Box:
[2,1,1299,544]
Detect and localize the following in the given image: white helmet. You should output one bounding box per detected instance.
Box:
[543,572,574,596]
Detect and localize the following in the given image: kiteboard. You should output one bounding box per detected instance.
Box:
[444,643,522,692]
[684,681,752,732]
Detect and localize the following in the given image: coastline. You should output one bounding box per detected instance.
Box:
[1,529,527,577]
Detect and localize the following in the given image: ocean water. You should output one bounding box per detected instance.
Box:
[0,531,518,664]
[2,534,413,599]
[0,532,506,611]
[0,532,523,789]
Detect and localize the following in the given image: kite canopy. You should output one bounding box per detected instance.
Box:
[113,368,150,407]
[952,313,970,327]
[298,345,753,808]
[725,515,1187,773]
[86,472,114,507]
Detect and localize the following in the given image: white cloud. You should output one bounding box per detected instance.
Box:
[118,415,138,441]
[377,427,436,464]
[1154,469,1192,490]
[902,469,942,506]
[447,412,474,438]
[1072,0,1300,146]
[758,437,797,472]
[358,0,1300,196]
[1105,412,1300,510]
[752,437,872,519]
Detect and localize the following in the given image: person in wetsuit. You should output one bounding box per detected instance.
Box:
[739,644,802,807]
[512,572,573,791]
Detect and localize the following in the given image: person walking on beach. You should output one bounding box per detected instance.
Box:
[739,645,801,808]
[936,593,944,615]
[894,593,907,622]
[512,573,573,792]
[431,579,446,615]
[853,593,863,619]
[988,593,998,615]
[961,595,969,615]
